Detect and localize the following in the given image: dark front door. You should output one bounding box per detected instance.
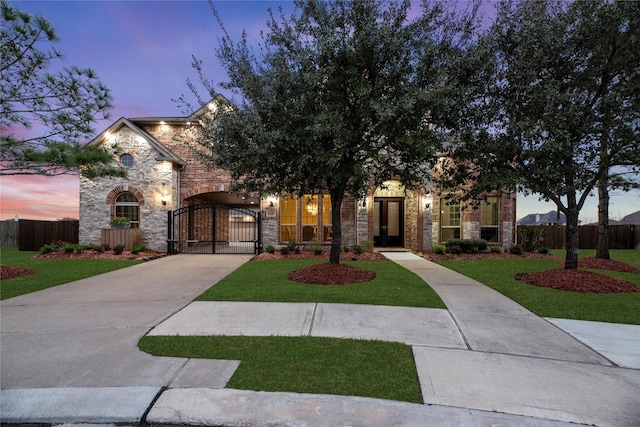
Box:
[373,198,404,247]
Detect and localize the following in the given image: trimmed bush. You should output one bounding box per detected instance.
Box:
[537,246,550,254]
[490,246,502,253]
[113,244,125,255]
[509,245,523,255]
[445,238,488,254]
[448,244,463,255]
[361,240,374,253]
[265,245,275,254]
[352,245,363,255]
[280,246,290,256]
[434,245,446,255]
[313,245,322,255]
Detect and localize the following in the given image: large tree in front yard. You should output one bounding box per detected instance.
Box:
[181,0,478,263]
[442,0,640,269]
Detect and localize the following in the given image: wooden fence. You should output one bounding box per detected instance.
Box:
[17,219,79,251]
[100,228,142,251]
[1,220,19,247]
[531,224,637,250]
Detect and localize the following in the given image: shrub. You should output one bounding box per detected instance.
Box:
[39,242,58,254]
[343,245,350,252]
[113,244,125,255]
[352,245,363,255]
[101,243,111,252]
[448,244,463,255]
[537,246,550,254]
[131,245,148,254]
[313,245,322,255]
[434,245,446,255]
[286,239,297,252]
[490,246,502,253]
[517,226,546,252]
[75,244,85,254]
[509,245,523,255]
[265,244,275,254]
[63,244,75,253]
[280,246,290,256]
[446,238,488,254]
[361,240,374,253]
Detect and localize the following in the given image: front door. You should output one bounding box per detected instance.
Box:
[373,198,404,247]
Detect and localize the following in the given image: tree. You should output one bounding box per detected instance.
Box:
[442,0,640,269]
[0,1,123,178]
[180,0,478,263]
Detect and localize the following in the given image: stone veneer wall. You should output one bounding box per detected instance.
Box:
[79,128,176,251]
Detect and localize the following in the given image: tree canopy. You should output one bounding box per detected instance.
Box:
[441,0,640,269]
[0,0,124,178]
[181,0,478,263]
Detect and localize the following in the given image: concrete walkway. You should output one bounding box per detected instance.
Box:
[2,252,639,426]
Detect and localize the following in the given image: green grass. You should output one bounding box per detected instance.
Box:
[438,249,640,325]
[139,335,422,403]
[1,247,139,299]
[197,259,445,308]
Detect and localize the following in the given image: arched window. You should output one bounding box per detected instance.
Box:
[114,192,139,228]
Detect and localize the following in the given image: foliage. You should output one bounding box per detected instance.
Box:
[179,0,479,263]
[140,335,421,403]
[434,245,446,255]
[279,246,290,256]
[0,1,125,178]
[437,250,640,324]
[361,240,374,254]
[490,245,502,254]
[131,245,148,254]
[197,259,445,309]
[509,245,523,255]
[265,244,275,254]
[441,0,640,270]
[537,247,550,255]
[445,238,487,253]
[0,247,138,299]
[109,216,130,225]
[112,244,125,255]
[313,245,322,255]
[352,245,363,255]
[516,226,546,252]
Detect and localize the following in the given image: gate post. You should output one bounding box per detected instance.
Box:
[256,212,263,254]
[212,204,217,254]
[167,210,173,254]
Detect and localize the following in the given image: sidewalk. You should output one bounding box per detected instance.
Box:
[2,252,639,426]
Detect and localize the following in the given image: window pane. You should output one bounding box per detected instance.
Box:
[322,195,332,241]
[481,197,499,226]
[441,227,460,241]
[441,198,460,242]
[481,227,499,242]
[301,195,318,241]
[114,191,139,228]
[280,197,297,242]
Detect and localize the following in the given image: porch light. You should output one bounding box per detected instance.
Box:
[424,193,433,210]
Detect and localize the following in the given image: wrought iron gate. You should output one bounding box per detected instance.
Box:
[167,204,262,254]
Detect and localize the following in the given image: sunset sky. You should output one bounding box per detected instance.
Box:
[1,0,638,224]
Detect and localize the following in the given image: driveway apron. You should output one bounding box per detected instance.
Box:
[0,254,252,389]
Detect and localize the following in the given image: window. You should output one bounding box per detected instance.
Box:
[120,153,134,167]
[440,198,460,242]
[280,196,297,242]
[114,192,139,228]
[279,194,332,243]
[480,197,499,242]
[322,195,332,241]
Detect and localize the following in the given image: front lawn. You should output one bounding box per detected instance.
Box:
[438,249,640,324]
[0,247,140,299]
[197,259,445,308]
[139,335,422,403]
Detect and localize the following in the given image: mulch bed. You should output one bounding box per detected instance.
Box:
[515,269,638,294]
[1,266,37,281]
[578,257,640,273]
[289,263,376,285]
[255,251,387,262]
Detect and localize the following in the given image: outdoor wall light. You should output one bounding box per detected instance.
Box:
[424,194,433,210]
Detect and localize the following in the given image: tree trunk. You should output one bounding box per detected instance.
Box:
[564,194,579,270]
[596,173,610,259]
[329,191,345,264]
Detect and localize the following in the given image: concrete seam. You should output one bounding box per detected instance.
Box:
[307,303,319,336]
[446,309,472,350]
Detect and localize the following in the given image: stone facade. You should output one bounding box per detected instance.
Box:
[80,108,517,253]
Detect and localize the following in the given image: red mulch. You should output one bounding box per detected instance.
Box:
[255,251,387,261]
[579,257,640,273]
[515,269,638,294]
[425,252,559,261]
[1,266,37,281]
[289,263,376,285]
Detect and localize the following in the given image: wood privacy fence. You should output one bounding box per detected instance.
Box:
[1,220,19,247]
[100,228,142,251]
[531,225,637,250]
[17,219,79,251]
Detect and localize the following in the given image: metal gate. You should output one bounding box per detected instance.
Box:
[167,204,261,254]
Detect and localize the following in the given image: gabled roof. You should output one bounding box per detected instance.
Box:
[618,210,640,225]
[88,117,185,166]
[189,94,231,120]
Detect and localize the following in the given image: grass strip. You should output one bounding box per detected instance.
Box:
[1,247,139,299]
[139,335,422,403]
[438,249,640,324]
[197,259,445,308]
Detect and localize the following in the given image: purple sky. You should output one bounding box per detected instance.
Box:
[1,0,638,223]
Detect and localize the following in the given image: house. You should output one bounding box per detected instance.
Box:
[517,211,567,226]
[617,210,640,225]
[79,100,517,253]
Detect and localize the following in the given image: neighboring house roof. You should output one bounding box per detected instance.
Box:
[517,210,567,226]
[88,117,186,166]
[617,210,640,225]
